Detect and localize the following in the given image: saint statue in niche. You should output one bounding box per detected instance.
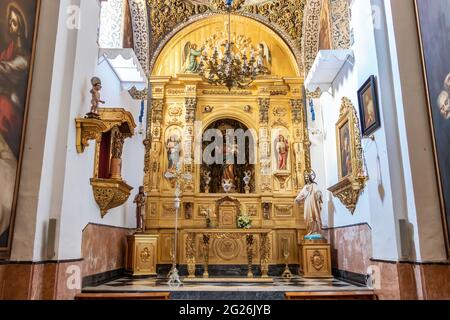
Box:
[275,134,289,171]
[183,42,204,73]
[295,171,323,239]
[201,119,254,194]
[166,133,181,172]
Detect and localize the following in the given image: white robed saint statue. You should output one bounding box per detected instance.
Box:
[295,171,324,240]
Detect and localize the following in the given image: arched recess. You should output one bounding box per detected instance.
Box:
[302,0,351,76]
[128,0,150,75]
[151,14,301,77]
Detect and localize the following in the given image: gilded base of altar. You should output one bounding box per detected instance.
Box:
[183,277,274,283]
[125,233,159,276]
[300,240,332,278]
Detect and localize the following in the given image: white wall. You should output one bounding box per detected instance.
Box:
[11,0,145,261]
[311,0,448,262]
[311,0,401,261]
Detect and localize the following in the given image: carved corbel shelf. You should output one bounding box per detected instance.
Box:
[328,175,368,214]
[90,178,133,218]
[75,108,136,153]
[75,118,108,153]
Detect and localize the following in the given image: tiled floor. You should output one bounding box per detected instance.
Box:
[83,276,369,300]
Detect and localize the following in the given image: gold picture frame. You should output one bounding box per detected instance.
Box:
[0,0,41,260]
[328,97,368,214]
[414,0,450,257]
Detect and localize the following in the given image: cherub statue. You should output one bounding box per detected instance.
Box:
[88,77,105,118]
[295,171,324,239]
[133,186,146,232]
[183,42,204,73]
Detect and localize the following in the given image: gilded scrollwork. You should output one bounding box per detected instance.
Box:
[90,178,133,217]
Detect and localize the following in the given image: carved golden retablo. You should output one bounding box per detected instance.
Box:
[90,178,133,217]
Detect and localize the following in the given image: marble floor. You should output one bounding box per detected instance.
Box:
[82,276,369,300]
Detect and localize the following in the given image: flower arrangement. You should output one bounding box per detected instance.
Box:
[237,213,252,229]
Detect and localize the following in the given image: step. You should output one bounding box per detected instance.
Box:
[285,291,376,300]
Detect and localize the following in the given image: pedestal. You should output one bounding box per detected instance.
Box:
[300,240,332,278]
[126,233,159,276]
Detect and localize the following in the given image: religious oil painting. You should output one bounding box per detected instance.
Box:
[358,75,381,137]
[318,0,332,50]
[416,0,450,253]
[338,120,352,179]
[0,0,40,259]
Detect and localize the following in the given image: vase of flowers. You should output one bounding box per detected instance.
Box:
[237,213,252,229]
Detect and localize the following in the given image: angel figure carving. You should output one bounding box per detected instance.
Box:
[295,171,324,239]
[183,42,204,73]
[255,42,272,74]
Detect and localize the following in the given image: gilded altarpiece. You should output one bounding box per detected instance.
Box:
[144,15,310,271]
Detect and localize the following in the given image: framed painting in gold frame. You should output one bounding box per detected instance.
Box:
[336,117,353,180]
[328,98,367,214]
[0,0,41,259]
[415,0,450,256]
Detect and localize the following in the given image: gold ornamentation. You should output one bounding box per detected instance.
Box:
[128,87,148,100]
[310,250,324,271]
[246,234,254,278]
[272,106,287,117]
[244,0,306,57]
[148,0,209,53]
[274,204,293,217]
[167,89,186,96]
[260,233,271,278]
[186,233,196,278]
[290,99,303,124]
[163,203,177,215]
[258,98,270,125]
[202,234,210,277]
[140,247,151,263]
[328,97,368,213]
[75,118,107,153]
[274,172,290,190]
[201,89,252,95]
[214,237,240,261]
[330,0,352,50]
[245,204,258,217]
[90,178,133,217]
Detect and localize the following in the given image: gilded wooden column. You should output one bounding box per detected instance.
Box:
[258,98,272,193]
[186,232,196,278]
[260,232,270,278]
[147,99,164,193]
[291,99,310,190]
[246,234,254,278]
[202,234,210,278]
[183,97,197,193]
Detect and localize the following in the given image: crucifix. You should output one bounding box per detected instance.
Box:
[164,166,193,287]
